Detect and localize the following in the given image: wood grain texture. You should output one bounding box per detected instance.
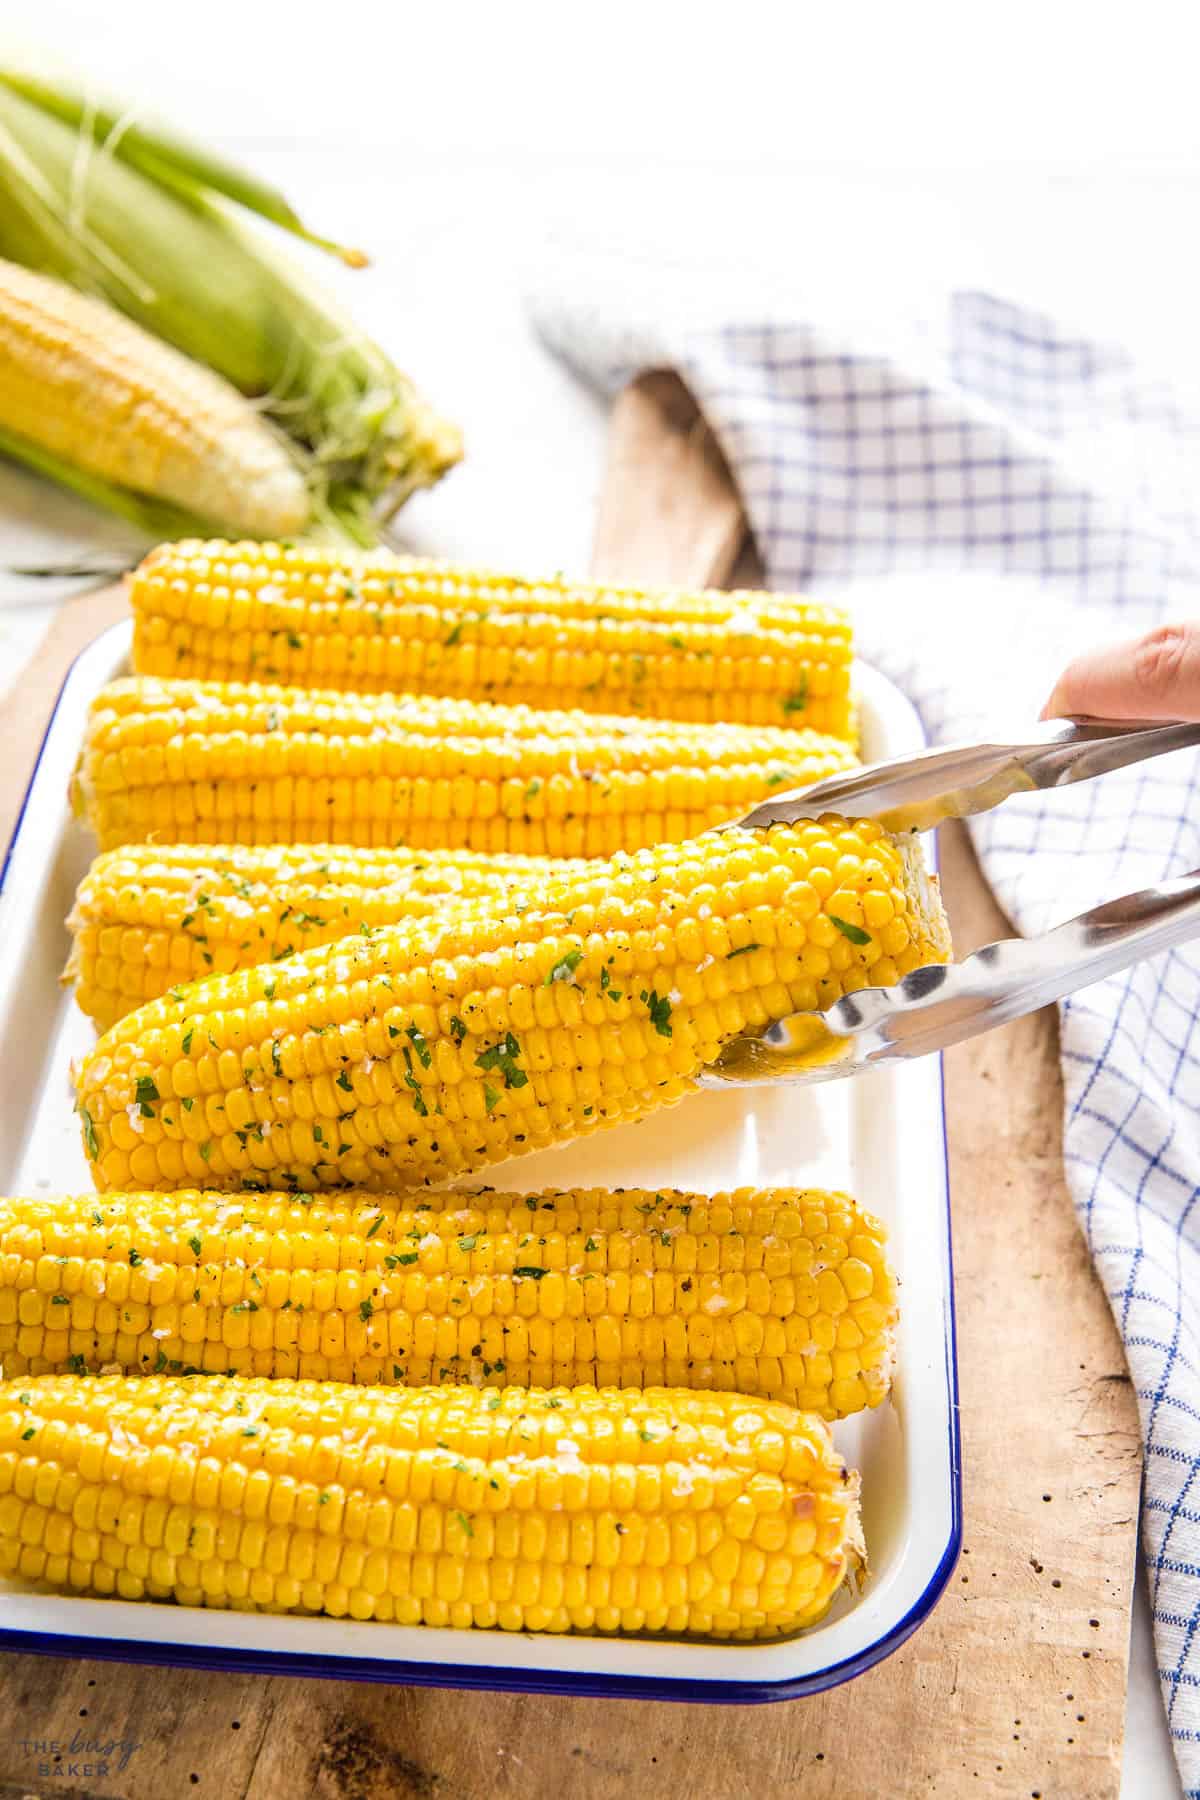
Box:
[591,372,751,587]
[0,372,1141,1799]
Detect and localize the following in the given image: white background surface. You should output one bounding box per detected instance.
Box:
[0,3,1194,1789]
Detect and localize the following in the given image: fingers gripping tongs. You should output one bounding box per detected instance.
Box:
[703,718,1200,1087]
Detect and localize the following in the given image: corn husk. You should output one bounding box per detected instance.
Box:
[0,72,462,543]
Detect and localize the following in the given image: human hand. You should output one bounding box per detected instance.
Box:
[1042,621,1200,721]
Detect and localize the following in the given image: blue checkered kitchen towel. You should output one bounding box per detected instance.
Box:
[533,275,1200,1790]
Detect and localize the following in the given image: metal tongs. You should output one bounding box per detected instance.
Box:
[702,717,1200,1086]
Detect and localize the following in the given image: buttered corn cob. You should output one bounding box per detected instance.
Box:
[71,677,858,855]
[0,1374,862,1636]
[67,843,577,1031]
[0,1186,895,1420]
[129,539,856,737]
[0,260,309,539]
[74,819,950,1192]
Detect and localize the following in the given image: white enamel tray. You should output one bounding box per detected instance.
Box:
[0,622,959,1701]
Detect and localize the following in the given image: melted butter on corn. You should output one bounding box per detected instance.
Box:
[0,1185,896,1419]
[66,843,581,1031]
[73,820,950,1193]
[0,1374,861,1638]
[71,677,858,855]
[130,538,856,737]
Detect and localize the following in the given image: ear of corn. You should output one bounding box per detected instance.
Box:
[129,539,855,737]
[0,1374,862,1636]
[70,677,859,855]
[0,1185,895,1420]
[0,259,309,538]
[66,843,577,1031]
[73,819,950,1192]
[0,79,460,533]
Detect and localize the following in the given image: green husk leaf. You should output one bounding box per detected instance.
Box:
[0,65,370,267]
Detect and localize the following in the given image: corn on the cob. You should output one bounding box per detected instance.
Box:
[128,539,856,737]
[66,843,579,1031]
[0,260,309,539]
[0,80,460,535]
[0,1186,895,1419]
[71,677,858,856]
[0,1374,862,1636]
[74,819,950,1192]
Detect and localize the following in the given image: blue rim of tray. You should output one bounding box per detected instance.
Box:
[0,627,962,1702]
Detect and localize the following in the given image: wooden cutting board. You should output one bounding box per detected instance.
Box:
[0,376,1142,1800]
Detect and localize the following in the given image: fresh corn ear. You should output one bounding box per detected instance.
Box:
[70,677,858,855]
[129,539,855,736]
[0,1186,895,1420]
[0,1374,863,1636]
[74,819,950,1192]
[0,78,460,537]
[0,260,309,538]
[66,843,577,1031]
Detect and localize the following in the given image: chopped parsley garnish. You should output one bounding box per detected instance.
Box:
[128,1248,142,1267]
[79,1106,99,1161]
[188,1235,202,1257]
[182,1025,195,1054]
[640,990,674,1037]
[336,1070,353,1093]
[513,1266,549,1280]
[458,1234,478,1251]
[365,1213,385,1239]
[475,1032,527,1089]
[406,1025,432,1068]
[483,1084,501,1113]
[782,673,810,715]
[359,1298,374,1322]
[544,949,583,986]
[829,914,872,946]
[449,1015,468,1044]
[134,1074,159,1116]
[726,943,760,959]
